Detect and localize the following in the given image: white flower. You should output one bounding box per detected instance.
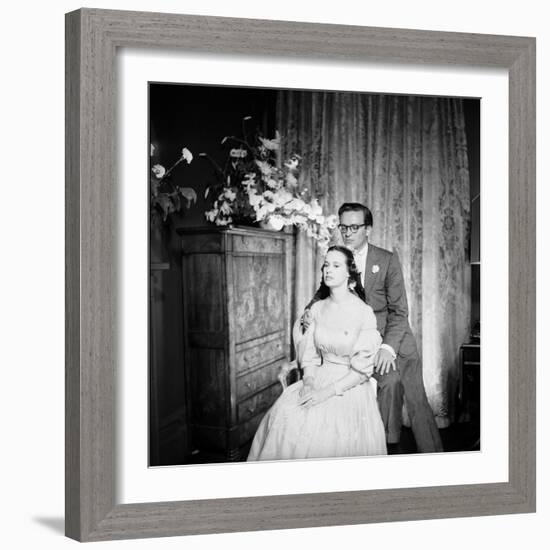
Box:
[285,172,298,187]
[292,213,308,225]
[229,148,247,159]
[325,214,338,229]
[284,157,299,171]
[223,188,237,201]
[255,205,269,221]
[220,201,233,215]
[248,192,263,208]
[266,178,279,189]
[273,189,293,207]
[205,210,218,222]
[259,131,280,151]
[152,164,166,179]
[309,199,323,217]
[255,160,273,177]
[242,173,256,191]
[181,147,193,164]
[372,265,380,274]
[180,187,197,207]
[284,198,305,212]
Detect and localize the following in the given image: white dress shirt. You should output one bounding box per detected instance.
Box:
[353,243,369,287]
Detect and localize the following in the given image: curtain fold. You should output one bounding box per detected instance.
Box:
[277,91,471,423]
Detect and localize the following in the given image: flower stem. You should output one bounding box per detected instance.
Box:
[163,156,184,178]
[199,152,224,175]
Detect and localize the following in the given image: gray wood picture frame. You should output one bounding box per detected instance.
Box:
[65,8,536,542]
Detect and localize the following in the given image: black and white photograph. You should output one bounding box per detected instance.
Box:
[148,83,481,466]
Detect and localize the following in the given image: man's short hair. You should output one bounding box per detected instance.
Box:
[338,202,373,228]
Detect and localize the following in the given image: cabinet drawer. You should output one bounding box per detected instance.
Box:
[238,383,282,424]
[235,334,285,374]
[236,361,282,400]
[232,234,284,254]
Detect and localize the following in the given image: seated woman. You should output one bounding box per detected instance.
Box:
[247,245,387,461]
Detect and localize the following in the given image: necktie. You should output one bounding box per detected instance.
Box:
[354,250,365,286]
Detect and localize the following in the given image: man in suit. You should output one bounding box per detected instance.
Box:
[337,202,443,453]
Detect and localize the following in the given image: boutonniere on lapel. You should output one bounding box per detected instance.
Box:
[372,265,380,274]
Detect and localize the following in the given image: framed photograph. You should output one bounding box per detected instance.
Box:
[65,8,535,542]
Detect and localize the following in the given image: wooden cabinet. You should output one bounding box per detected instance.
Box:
[178,226,293,460]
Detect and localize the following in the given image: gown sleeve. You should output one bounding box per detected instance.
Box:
[349,305,382,377]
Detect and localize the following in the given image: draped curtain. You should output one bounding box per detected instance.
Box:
[277,92,471,424]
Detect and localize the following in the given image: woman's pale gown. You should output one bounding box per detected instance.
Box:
[247,299,387,460]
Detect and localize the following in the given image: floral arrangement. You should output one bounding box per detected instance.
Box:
[201,117,337,249]
[150,144,197,223]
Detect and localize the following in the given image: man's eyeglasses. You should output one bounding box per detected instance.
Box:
[338,224,366,234]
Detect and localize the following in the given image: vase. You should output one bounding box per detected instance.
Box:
[259,218,282,231]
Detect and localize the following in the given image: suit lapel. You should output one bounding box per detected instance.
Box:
[363,244,380,299]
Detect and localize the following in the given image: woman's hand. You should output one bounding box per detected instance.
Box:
[299,385,336,408]
[299,375,316,398]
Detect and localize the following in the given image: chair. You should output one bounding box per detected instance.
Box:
[277,359,299,390]
[278,318,304,389]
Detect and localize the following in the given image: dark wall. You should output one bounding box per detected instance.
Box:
[149,84,277,464]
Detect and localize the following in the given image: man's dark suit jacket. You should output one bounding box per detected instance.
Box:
[362,244,418,359]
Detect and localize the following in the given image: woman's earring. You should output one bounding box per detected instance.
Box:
[348,280,356,291]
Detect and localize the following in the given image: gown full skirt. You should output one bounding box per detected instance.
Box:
[247,363,387,460]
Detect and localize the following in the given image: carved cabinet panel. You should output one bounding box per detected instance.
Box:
[179,226,293,460]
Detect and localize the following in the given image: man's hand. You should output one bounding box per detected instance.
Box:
[373,348,397,376]
[299,385,335,408]
[300,308,313,332]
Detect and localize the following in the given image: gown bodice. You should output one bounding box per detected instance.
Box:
[302,299,382,374]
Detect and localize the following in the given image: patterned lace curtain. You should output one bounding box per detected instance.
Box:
[277,91,471,424]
